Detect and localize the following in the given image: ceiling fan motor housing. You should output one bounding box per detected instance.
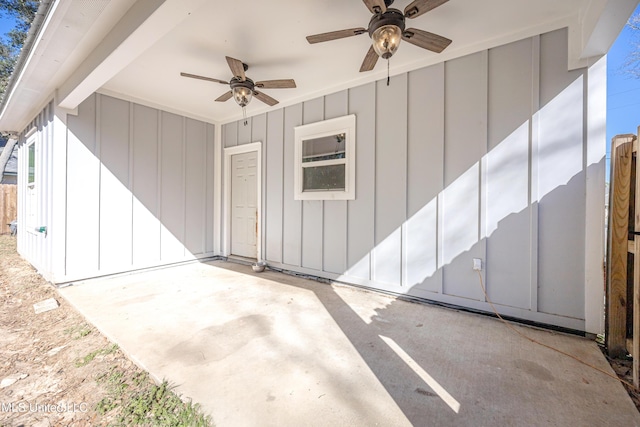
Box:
[230,77,255,91]
[368,9,406,35]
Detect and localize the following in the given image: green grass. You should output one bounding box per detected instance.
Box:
[75,344,119,367]
[96,366,213,427]
[64,323,92,340]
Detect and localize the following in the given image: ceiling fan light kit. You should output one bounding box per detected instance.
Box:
[369,9,405,59]
[306,0,453,74]
[181,56,296,123]
[230,77,254,107]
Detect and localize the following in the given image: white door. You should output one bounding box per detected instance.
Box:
[231,151,258,258]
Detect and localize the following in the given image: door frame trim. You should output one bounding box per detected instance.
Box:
[223,142,262,261]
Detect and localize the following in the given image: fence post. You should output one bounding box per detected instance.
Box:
[0,184,18,235]
[607,135,635,358]
[635,125,640,387]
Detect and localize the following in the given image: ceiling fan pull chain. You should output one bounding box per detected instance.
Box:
[387,59,390,86]
[242,106,248,126]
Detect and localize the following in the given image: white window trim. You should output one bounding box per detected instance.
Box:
[294,114,356,201]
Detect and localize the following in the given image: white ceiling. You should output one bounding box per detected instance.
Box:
[1,0,636,130]
[101,0,592,124]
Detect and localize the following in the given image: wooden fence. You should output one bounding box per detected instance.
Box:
[607,129,640,387]
[0,184,17,235]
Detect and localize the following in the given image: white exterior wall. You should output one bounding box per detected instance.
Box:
[17,93,217,283]
[63,93,216,281]
[15,28,605,334]
[16,101,57,280]
[222,28,606,334]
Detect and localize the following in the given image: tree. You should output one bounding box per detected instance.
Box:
[0,0,38,95]
[0,1,38,180]
[625,12,640,78]
[0,136,16,182]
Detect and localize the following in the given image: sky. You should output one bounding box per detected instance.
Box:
[0,11,14,41]
[607,3,640,171]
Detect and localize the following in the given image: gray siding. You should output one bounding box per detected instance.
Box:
[265,109,284,263]
[405,64,444,293]
[67,98,100,277]
[64,94,216,280]
[373,76,407,287]
[99,95,132,271]
[536,29,586,318]
[441,51,487,302]
[323,91,349,274]
[282,105,302,266]
[222,28,593,331]
[302,98,324,271]
[347,83,376,281]
[486,37,535,309]
[132,104,160,267]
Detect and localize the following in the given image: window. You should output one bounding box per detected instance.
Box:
[28,142,35,184]
[294,114,356,200]
[25,134,37,230]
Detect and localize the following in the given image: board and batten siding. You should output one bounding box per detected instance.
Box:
[222,28,604,332]
[16,101,56,279]
[64,93,216,280]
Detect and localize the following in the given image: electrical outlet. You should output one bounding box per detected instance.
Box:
[473,258,482,271]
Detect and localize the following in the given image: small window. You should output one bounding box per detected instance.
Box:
[294,115,355,200]
[25,135,37,230]
[28,143,35,184]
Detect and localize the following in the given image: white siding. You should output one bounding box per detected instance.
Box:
[17,101,56,280]
[132,104,160,267]
[99,95,132,271]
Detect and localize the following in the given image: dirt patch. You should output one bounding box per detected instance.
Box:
[603,351,640,411]
[0,235,212,426]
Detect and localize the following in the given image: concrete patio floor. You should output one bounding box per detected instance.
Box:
[59,260,640,426]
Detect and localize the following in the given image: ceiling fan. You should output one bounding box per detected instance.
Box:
[181,56,296,120]
[306,0,452,73]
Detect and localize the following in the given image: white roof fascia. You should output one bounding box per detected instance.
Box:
[569,0,639,70]
[0,0,62,133]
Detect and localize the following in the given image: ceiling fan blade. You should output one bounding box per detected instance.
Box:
[226,56,246,81]
[215,91,233,102]
[306,28,367,44]
[363,0,386,14]
[253,91,279,106]
[255,79,296,89]
[180,72,228,85]
[404,0,449,19]
[359,45,379,72]
[402,28,452,53]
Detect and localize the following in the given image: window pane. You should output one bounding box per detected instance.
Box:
[302,133,346,163]
[28,144,35,184]
[303,164,345,191]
